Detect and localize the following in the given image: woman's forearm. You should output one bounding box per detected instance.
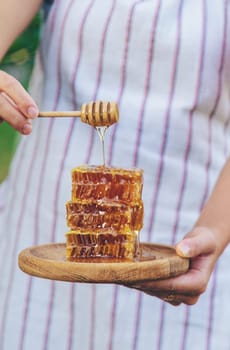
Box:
[0,0,42,60]
[195,156,230,255]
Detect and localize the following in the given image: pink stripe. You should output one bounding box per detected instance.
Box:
[18,123,51,349]
[67,283,75,350]
[18,277,33,350]
[199,0,228,213]
[0,49,45,348]
[199,0,228,211]
[43,281,55,350]
[223,116,230,156]
[40,0,60,73]
[180,2,228,349]
[0,124,43,349]
[9,1,76,349]
[205,2,228,349]
[105,2,149,349]
[42,120,76,350]
[224,120,230,155]
[74,3,119,349]
[147,0,184,245]
[107,286,118,350]
[85,0,116,166]
[198,117,212,214]
[132,1,163,349]
[22,120,56,350]
[208,2,228,120]
[117,1,143,104]
[69,1,111,349]
[161,1,207,349]
[68,2,97,350]
[43,2,108,344]
[178,0,207,349]
[171,1,207,246]
[125,0,187,348]
[0,137,27,215]
[107,0,144,166]
[205,267,218,350]
[92,0,116,100]
[47,0,59,34]
[69,0,96,168]
[132,1,162,167]
[70,0,95,107]
[39,2,78,349]
[89,285,97,350]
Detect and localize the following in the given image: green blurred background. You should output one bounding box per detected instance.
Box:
[0,14,41,183]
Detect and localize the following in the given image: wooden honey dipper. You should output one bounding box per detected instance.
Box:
[39,101,119,127]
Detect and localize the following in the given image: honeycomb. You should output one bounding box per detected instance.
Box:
[65,165,143,260]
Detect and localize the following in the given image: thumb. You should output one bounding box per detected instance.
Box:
[175,227,216,258]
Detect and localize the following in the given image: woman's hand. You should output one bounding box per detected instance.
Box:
[124,227,221,306]
[0,70,38,134]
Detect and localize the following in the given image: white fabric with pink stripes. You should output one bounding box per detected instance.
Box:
[0,1,230,349]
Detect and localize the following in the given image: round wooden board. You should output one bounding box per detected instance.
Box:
[18,242,189,284]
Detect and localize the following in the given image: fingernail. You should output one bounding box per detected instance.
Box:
[22,123,32,135]
[27,106,38,118]
[176,242,190,257]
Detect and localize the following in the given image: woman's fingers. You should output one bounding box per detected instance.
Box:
[124,281,200,306]
[126,267,204,294]
[149,291,200,306]
[0,92,32,134]
[0,71,38,118]
[0,70,38,134]
[176,227,217,258]
[125,277,201,306]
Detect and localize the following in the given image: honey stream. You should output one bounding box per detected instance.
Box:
[95,126,108,166]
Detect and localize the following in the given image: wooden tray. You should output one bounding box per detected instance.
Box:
[18,242,189,284]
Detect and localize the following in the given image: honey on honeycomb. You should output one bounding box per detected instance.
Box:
[66,200,143,232]
[66,231,138,260]
[65,165,144,260]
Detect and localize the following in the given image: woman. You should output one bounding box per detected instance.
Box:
[0,1,230,349]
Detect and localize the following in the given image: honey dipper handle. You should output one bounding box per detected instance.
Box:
[39,111,81,118]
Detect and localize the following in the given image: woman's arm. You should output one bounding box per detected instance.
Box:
[124,157,230,305]
[0,0,42,59]
[0,0,42,134]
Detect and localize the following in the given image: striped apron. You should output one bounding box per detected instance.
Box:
[0,1,230,349]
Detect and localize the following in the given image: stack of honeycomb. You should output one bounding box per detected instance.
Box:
[65,165,144,260]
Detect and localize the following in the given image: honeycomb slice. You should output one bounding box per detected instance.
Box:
[72,165,143,185]
[72,182,142,201]
[66,231,138,260]
[66,200,143,232]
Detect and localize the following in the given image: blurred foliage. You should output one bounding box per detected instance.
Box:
[0,13,42,183]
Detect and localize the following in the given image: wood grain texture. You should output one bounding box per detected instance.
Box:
[18,242,189,284]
